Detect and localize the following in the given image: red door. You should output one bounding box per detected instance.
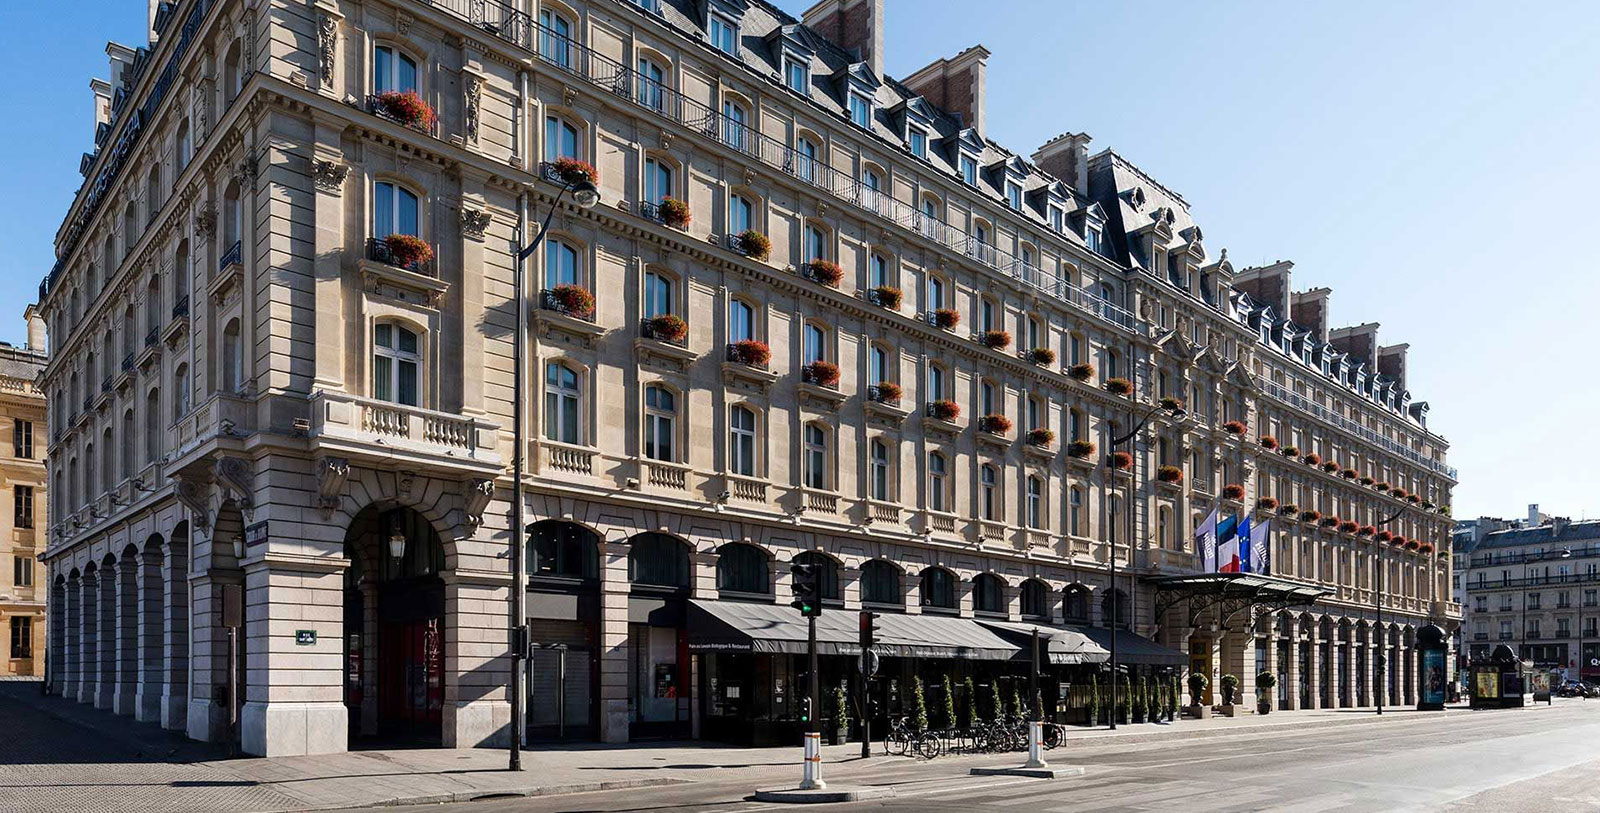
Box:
[379,617,444,738]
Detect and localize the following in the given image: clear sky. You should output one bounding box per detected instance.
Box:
[2,1,1596,521]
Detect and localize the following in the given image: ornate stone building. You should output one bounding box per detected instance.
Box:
[1,314,48,677]
[38,0,1459,756]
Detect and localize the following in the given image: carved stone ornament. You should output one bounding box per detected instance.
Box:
[214,456,255,513]
[192,82,210,141]
[460,207,492,240]
[658,128,674,151]
[396,10,413,35]
[562,84,579,108]
[312,159,349,193]
[316,456,350,518]
[1138,296,1153,321]
[194,202,217,238]
[463,73,482,143]
[463,478,494,530]
[176,476,212,531]
[317,15,338,88]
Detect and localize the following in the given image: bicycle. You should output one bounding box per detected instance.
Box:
[885,716,939,758]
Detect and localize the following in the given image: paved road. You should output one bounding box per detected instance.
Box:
[391,702,1600,813]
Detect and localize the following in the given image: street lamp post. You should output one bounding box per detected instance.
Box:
[1103,399,1185,730]
[508,175,599,772]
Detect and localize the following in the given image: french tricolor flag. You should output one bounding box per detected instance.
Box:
[1216,515,1242,573]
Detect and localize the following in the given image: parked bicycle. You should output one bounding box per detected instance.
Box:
[884,716,940,759]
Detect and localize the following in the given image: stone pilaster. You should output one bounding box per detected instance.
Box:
[78,571,98,705]
[1305,623,1322,710]
[97,564,117,710]
[114,555,139,715]
[239,551,350,757]
[598,540,631,744]
[162,536,191,731]
[135,548,165,722]
[441,571,514,749]
[1280,617,1299,711]
[186,569,240,744]
[63,576,81,699]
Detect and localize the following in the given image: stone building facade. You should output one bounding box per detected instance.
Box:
[38,0,1459,756]
[1463,517,1600,679]
[1,317,48,677]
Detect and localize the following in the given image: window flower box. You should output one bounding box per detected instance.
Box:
[805,259,844,287]
[977,330,1011,350]
[1419,542,1435,554]
[802,360,840,387]
[1104,377,1133,396]
[1108,451,1133,470]
[1320,516,1340,529]
[371,90,437,131]
[1026,428,1055,447]
[927,400,961,421]
[1280,445,1300,457]
[1301,452,1321,466]
[1421,500,1436,510]
[869,381,902,403]
[543,284,595,319]
[1156,465,1184,484]
[1222,484,1246,501]
[931,308,961,329]
[1221,420,1248,436]
[1065,362,1094,381]
[1256,496,1279,511]
[1374,481,1391,491]
[1067,439,1096,459]
[658,196,691,229]
[1400,536,1416,549]
[382,233,434,269]
[1341,468,1357,479]
[1359,476,1375,486]
[868,285,902,309]
[1390,487,1407,499]
[1025,347,1055,365]
[1321,460,1339,473]
[1339,520,1360,534]
[1375,530,1393,543]
[1259,435,1279,450]
[1278,503,1299,516]
[726,339,771,366]
[644,313,688,344]
[1358,525,1376,537]
[550,156,599,186]
[733,229,771,260]
[1299,510,1321,524]
[978,414,1012,434]
[1158,396,1184,412]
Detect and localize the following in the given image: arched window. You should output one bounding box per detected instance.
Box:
[644,269,674,318]
[803,223,826,263]
[980,464,998,521]
[1101,589,1130,629]
[860,560,902,605]
[980,379,997,415]
[222,39,243,101]
[373,180,419,238]
[795,552,839,600]
[645,156,673,203]
[729,405,756,476]
[172,364,190,422]
[176,119,192,169]
[174,240,190,300]
[729,192,754,234]
[373,321,419,406]
[544,362,581,444]
[543,114,580,162]
[795,136,818,183]
[120,409,134,479]
[1027,476,1044,529]
[146,164,162,224]
[729,298,756,342]
[627,532,689,589]
[100,427,114,492]
[83,444,95,504]
[528,520,598,579]
[926,274,946,310]
[973,573,1004,614]
[538,7,575,68]
[102,239,115,282]
[636,56,666,111]
[920,568,956,610]
[869,439,891,501]
[222,318,243,393]
[803,423,828,489]
[1021,580,1049,619]
[1064,586,1089,623]
[644,384,675,461]
[803,322,826,364]
[928,451,948,512]
[716,543,768,594]
[123,201,138,259]
[544,238,580,288]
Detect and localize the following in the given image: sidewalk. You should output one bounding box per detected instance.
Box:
[0,679,1546,813]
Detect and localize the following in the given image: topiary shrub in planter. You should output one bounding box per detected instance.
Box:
[870,285,902,309]
[1108,451,1133,470]
[1220,673,1239,706]
[932,308,961,329]
[802,360,840,387]
[928,399,961,421]
[1104,377,1133,396]
[645,313,688,343]
[551,156,599,185]
[937,675,957,731]
[1065,362,1095,381]
[1259,435,1279,450]
[910,676,928,734]
[1188,672,1209,708]
[1256,671,1277,715]
[1256,496,1279,511]
[1222,483,1246,500]
[547,283,595,318]
[658,196,691,229]
[977,329,1012,349]
[805,259,844,288]
[831,685,851,745]
[1156,465,1184,484]
[727,339,771,366]
[978,414,1012,434]
[735,228,771,260]
[1026,347,1055,365]
[1026,428,1056,447]
[1222,420,1248,436]
[384,233,434,269]
[1067,439,1096,458]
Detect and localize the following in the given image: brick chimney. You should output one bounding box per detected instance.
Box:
[1031,132,1093,196]
[901,45,990,135]
[1289,288,1331,342]
[1231,261,1293,315]
[1377,343,1408,388]
[1328,323,1380,368]
[802,0,884,78]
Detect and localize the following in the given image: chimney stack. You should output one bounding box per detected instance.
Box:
[802,0,884,78]
[23,305,45,354]
[901,45,990,135]
[91,78,112,129]
[1031,132,1093,196]
[1289,288,1332,342]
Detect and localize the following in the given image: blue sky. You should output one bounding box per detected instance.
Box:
[2,1,1596,521]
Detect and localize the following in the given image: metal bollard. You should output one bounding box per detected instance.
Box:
[1024,721,1049,769]
[800,731,826,789]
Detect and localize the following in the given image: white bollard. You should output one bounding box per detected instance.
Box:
[800,731,826,790]
[1025,721,1049,769]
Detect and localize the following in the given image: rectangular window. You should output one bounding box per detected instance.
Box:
[909,128,926,158]
[785,58,808,93]
[849,93,871,128]
[9,617,29,659]
[13,485,32,529]
[709,15,737,54]
[1085,226,1102,254]
[12,419,32,459]
[12,556,31,587]
[960,155,977,186]
[1006,182,1022,211]
[1049,207,1063,233]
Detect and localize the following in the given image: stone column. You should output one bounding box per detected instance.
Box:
[115,554,140,715]
[162,535,191,731]
[1305,621,1322,710]
[441,572,514,750]
[186,568,241,744]
[63,576,81,699]
[1219,624,1255,710]
[1281,616,1299,711]
[1343,633,1357,708]
[97,564,117,710]
[78,570,98,704]
[597,540,631,744]
[309,120,347,394]
[135,547,166,722]
[239,555,350,757]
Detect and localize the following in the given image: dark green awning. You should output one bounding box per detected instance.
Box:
[687,600,1021,661]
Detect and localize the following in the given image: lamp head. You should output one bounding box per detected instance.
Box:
[570,179,599,209]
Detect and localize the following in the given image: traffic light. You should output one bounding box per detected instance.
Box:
[859,610,880,649]
[798,695,813,724]
[791,563,822,617]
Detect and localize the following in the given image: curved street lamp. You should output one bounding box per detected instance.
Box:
[509,176,598,771]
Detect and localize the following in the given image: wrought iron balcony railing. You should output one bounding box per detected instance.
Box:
[365,236,437,276]
[218,240,242,272]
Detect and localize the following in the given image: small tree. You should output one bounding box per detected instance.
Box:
[979,682,999,723]
[832,685,850,732]
[1011,683,1026,722]
[910,676,929,733]
[1088,674,1100,726]
[959,677,977,728]
[1220,673,1240,705]
[1032,688,1045,722]
[937,675,957,730]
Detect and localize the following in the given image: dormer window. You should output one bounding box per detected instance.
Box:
[1005,181,1022,211]
[1085,224,1103,255]
[960,155,977,186]
[1049,206,1064,233]
[709,13,738,55]
[784,56,808,93]
[909,127,927,159]
[849,92,872,128]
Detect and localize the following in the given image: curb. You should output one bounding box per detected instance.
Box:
[753,785,897,804]
[970,765,1085,779]
[294,777,692,810]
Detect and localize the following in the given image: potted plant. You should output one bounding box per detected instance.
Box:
[735,228,771,260]
[1065,362,1095,381]
[1158,396,1185,412]
[978,414,1012,434]
[1390,487,1408,499]
[927,399,961,421]
[546,283,595,318]
[551,156,599,186]
[1156,465,1184,484]
[870,285,902,309]
[1067,439,1096,458]
[979,682,999,725]
[1219,673,1239,708]
[373,89,437,130]
[383,233,434,269]
[1027,428,1056,447]
[802,360,840,387]
[1302,452,1322,466]
[1278,503,1299,516]
[1222,483,1246,501]
[1256,671,1276,715]
[1320,515,1340,529]
[977,329,1011,349]
[645,313,689,343]
[1187,672,1209,709]
[1374,481,1391,491]
[1358,525,1377,537]
[1259,435,1279,450]
[658,196,691,229]
[1222,420,1249,436]
[1407,494,1422,504]
[1340,520,1360,534]
[805,259,844,288]
[1299,509,1322,524]
[1420,542,1435,554]
[831,685,850,744]
[932,308,961,329]
[1026,347,1055,365]
[938,675,957,731]
[1256,496,1279,511]
[1108,450,1133,470]
[1280,445,1300,457]
[1322,460,1340,473]
[1104,377,1134,396]
[871,380,902,403]
[1375,530,1393,543]
[727,339,771,366]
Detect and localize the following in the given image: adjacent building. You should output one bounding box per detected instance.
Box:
[1463,511,1600,680]
[1,312,48,676]
[38,0,1458,757]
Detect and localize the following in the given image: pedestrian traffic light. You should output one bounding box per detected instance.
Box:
[799,695,813,723]
[791,563,822,617]
[859,610,880,649]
